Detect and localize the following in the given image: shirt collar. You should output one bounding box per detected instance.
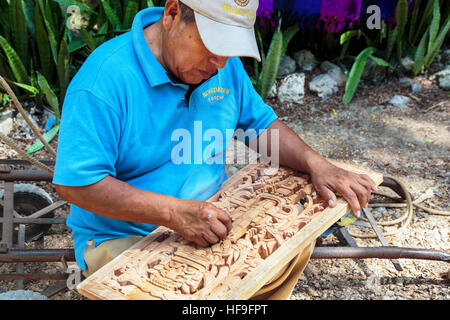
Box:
[132,8,181,88]
[131,8,219,104]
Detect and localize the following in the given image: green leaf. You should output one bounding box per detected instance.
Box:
[2,77,39,95]
[255,28,265,65]
[34,1,53,82]
[80,28,96,51]
[123,0,139,29]
[0,35,29,84]
[101,0,122,30]
[281,24,299,57]
[413,0,434,44]
[428,0,440,54]
[9,0,29,69]
[37,72,60,122]
[412,29,428,76]
[395,0,408,62]
[343,47,376,105]
[424,14,450,68]
[26,124,60,154]
[257,28,283,101]
[57,39,69,110]
[385,27,398,60]
[38,0,58,64]
[22,0,36,36]
[68,37,87,53]
[408,0,421,43]
[340,30,359,45]
[368,55,394,70]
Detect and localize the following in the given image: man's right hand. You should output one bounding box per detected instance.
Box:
[169,200,232,247]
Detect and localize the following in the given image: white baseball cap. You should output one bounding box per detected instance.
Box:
[179,0,261,62]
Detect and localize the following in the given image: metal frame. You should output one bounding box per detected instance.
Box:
[0,158,448,298]
[0,159,72,296]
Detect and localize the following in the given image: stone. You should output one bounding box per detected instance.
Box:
[411,83,422,93]
[319,61,336,73]
[399,77,413,87]
[277,55,296,78]
[362,59,386,83]
[308,74,338,100]
[0,109,13,136]
[267,81,278,99]
[319,61,348,86]
[15,110,39,130]
[431,67,450,90]
[294,50,319,72]
[0,290,47,300]
[388,95,411,108]
[277,73,305,104]
[401,56,414,71]
[327,67,348,87]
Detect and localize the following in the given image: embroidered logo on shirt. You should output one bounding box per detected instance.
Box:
[202,87,230,102]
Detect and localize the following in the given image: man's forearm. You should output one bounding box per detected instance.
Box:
[255,119,330,174]
[54,176,180,226]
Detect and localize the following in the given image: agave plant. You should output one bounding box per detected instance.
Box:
[253,22,300,101]
[340,0,450,104]
[0,0,161,152]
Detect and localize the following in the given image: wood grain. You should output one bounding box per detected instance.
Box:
[77,161,383,300]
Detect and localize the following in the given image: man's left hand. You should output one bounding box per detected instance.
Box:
[309,161,378,217]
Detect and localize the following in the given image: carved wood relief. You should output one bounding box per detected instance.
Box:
[77,162,383,300]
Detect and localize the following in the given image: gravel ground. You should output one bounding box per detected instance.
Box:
[0,66,448,300]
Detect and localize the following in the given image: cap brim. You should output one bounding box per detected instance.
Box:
[194,11,261,62]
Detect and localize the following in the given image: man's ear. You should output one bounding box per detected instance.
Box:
[162,0,182,31]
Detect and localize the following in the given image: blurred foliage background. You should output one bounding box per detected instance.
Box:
[0,0,448,120]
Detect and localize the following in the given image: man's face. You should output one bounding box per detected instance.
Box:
[162,20,229,84]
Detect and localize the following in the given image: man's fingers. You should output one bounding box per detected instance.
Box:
[194,236,209,247]
[215,209,233,232]
[316,185,337,207]
[351,182,371,210]
[359,174,378,192]
[209,218,228,240]
[202,230,220,245]
[341,188,361,217]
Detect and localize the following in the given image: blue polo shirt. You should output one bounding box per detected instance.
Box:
[53,7,278,271]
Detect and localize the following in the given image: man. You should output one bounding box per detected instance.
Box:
[53,0,377,299]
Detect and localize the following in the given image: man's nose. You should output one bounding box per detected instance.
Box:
[209,56,228,69]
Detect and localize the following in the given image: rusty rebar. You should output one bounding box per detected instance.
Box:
[311,246,450,262]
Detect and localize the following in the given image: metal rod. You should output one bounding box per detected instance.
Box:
[0,159,55,166]
[2,182,14,248]
[363,207,403,271]
[0,249,76,262]
[17,224,25,290]
[0,218,66,224]
[27,200,67,219]
[0,170,53,182]
[311,246,450,262]
[0,273,68,281]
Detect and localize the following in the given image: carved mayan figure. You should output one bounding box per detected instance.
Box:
[91,163,330,299]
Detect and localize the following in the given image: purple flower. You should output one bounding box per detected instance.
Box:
[319,0,362,33]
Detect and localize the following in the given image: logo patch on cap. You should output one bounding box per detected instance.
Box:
[234,0,250,7]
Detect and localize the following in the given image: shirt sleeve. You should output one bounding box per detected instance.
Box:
[52,90,121,187]
[234,58,278,139]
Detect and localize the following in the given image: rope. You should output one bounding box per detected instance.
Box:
[349,175,449,238]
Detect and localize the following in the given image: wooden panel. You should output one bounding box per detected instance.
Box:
[77,161,383,300]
